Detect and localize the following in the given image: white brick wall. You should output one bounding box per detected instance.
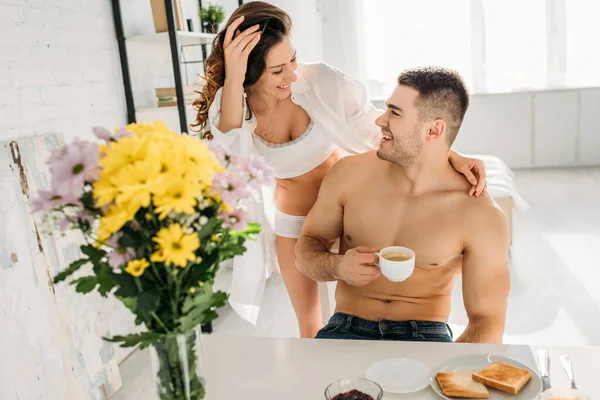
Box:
[0,0,126,143]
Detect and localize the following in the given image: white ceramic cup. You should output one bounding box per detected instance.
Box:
[375,246,415,282]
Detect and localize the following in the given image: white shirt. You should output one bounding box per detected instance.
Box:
[208,62,382,157]
[205,62,383,325]
[252,118,339,179]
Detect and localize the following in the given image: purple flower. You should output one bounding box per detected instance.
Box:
[106,233,135,270]
[238,154,275,186]
[221,208,249,230]
[58,209,94,231]
[92,126,132,143]
[212,171,252,206]
[114,127,132,140]
[30,186,81,213]
[48,138,100,196]
[92,126,112,142]
[207,142,230,164]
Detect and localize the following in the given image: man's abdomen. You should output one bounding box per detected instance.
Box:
[334,278,455,323]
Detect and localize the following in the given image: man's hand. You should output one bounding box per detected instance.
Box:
[337,247,381,286]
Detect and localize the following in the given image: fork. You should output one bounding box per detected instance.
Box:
[559,354,578,390]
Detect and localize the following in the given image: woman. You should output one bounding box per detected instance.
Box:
[193,2,487,338]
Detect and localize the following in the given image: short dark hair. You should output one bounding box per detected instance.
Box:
[397,67,469,146]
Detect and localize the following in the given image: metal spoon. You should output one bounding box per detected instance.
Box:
[560,354,578,390]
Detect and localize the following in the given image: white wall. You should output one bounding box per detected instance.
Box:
[320,0,367,85]
[372,87,600,169]
[0,1,139,398]
[455,88,600,169]
[266,0,324,62]
[0,0,126,143]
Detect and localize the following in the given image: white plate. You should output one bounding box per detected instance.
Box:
[540,388,592,400]
[365,358,431,393]
[430,354,543,400]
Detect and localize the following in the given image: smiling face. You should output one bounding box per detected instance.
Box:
[251,35,298,100]
[375,85,428,167]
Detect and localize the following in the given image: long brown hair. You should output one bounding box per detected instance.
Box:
[192,1,292,139]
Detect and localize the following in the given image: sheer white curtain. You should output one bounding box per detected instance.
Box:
[357,0,600,97]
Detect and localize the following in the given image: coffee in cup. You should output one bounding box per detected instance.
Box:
[382,252,412,262]
[375,246,415,282]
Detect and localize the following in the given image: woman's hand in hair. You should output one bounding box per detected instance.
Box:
[223,16,261,85]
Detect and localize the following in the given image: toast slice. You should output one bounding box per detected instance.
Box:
[472,361,532,394]
[436,371,490,398]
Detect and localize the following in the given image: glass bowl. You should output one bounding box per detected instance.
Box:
[324,377,383,400]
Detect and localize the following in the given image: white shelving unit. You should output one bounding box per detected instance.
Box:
[126,31,216,46]
[136,104,198,134]
[124,30,216,133]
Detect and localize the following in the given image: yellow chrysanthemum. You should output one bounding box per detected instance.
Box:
[126,121,172,138]
[124,258,150,277]
[153,178,202,220]
[179,136,223,183]
[151,224,200,268]
[145,140,187,181]
[112,158,166,210]
[93,175,121,208]
[99,134,147,175]
[96,205,136,243]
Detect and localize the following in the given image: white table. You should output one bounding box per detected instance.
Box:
[112,336,599,399]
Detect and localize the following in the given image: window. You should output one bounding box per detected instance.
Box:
[361,0,600,97]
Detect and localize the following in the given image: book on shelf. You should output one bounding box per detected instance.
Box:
[150,0,187,33]
[156,86,197,107]
[155,86,195,98]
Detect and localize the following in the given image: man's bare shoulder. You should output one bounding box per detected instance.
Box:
[460,192,510,240]
[325,151,380,184]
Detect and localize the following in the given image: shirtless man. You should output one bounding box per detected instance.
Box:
[294,67,510,344]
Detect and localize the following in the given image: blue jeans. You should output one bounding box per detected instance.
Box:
[315,312,454,342]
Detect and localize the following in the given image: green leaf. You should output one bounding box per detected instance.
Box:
[137,290,160,320]
[118,296,137,312]
[177,284,228,331]
[182,253,219,290]
[54,258,89,283]
[72,276,98,293]
[178,283,214,332]
[79,190,98,211]
[198,218,220,240]
[104,331,162,349]
[93,262,116,297]
[245,222,261,235]
[119,231,141,248]
[112,272,138,297]
[81,244,105,261]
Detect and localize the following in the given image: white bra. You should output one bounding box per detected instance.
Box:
[253,119,337,179]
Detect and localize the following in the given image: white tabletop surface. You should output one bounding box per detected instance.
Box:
[112,336,599,400]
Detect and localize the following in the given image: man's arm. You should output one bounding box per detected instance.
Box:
[295,157,381,285]
[294,159,346,282]
[456,199,511,344]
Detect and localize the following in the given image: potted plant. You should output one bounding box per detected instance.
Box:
[31,121,273,399]
[199,4,225,34]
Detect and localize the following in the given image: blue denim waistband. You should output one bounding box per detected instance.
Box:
[327,312,453,338]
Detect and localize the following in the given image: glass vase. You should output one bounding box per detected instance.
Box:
[149,326,206,400]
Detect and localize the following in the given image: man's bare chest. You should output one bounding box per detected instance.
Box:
[341,194,465,267]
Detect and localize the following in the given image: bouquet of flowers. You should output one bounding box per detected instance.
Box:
[31,121,273,400]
